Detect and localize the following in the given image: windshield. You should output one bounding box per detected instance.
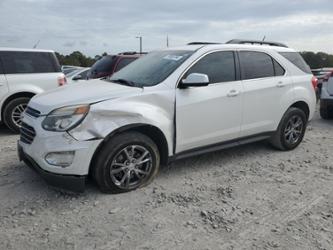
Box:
[91,56,117,72]
[108,50,194,87]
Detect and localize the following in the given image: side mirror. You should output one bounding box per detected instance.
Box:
[181,73,209,87]
[72,74,83,81]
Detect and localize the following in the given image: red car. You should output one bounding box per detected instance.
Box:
[87,52,145,79]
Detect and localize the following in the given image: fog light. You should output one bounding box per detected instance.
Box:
[45,151,75,167]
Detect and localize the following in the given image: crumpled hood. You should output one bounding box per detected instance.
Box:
[28,79,142,115]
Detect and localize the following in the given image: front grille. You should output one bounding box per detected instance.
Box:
[20,122,36,144]
[25,106,41,118]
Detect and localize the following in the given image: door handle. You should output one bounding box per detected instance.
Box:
[227,89,240,97]
[276,81,285,88]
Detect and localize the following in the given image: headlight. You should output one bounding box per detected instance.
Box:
[42,105,90,132]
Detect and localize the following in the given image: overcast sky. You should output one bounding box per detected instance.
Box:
[0,0,333,56]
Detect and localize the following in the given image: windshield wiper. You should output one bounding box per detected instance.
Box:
[110,78,138,87]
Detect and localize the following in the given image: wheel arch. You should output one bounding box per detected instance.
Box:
[88,123,170,177]
[1,92,35,121]
[289,101,310,120]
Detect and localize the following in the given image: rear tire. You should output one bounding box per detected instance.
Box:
[93,132,160,193]
[320,101,332,119]
[3,97,30,133]
[320,107,329,120]
[270,107,307,151]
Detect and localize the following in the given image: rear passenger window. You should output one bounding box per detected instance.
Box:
[185,51,236,83]
[0,51,59,74]
[273,60,285,76]
[239,51,275,80]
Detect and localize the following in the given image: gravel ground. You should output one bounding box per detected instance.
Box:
[0,109,332,250]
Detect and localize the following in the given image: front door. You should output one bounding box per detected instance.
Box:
[176,51,242,153]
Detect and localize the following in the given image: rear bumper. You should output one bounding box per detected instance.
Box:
[18,142,86,192]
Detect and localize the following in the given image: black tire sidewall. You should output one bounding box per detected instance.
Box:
[279,108,307,150]
[3,97,30,133]
[94,132,160,193]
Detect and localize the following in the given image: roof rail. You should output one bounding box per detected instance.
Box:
[226,39,288,48]
[187,42,221,45]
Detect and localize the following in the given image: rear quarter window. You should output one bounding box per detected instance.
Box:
[0,51,60,74]
[279,52,312,74]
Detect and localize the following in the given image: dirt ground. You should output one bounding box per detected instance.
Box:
[0,108,332,250]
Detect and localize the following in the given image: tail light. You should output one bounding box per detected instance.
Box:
[57,74,67,86]
[311,76,318,90]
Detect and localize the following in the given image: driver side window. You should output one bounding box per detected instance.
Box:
[184,51,236,84]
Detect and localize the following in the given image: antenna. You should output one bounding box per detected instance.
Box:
[262,36,266,41]
[33,40,41,49]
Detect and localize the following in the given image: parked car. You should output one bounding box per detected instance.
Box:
[18,40,316,193]
[0,48,66,133]
[319,71,333,119]
[312,68,333,96]
[87,52,145,79]
[61,65,81,75]
[66,67,90,83]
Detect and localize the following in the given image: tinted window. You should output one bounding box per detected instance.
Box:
[279,52,312,74]
[240,51,274,80]
[185,51,236,83]
[88,55,118,79]
[115,58,137,72]
[0,51,60,74]
[273,60,285,76]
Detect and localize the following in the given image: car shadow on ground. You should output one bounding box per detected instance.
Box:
[10,140,273,199]
[0,123,14,136]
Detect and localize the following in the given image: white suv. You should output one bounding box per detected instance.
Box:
[18,40,316,193]
[0,48,65,132]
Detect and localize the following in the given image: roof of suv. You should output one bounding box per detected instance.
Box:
[0,47,55,53]
[165,43,295,53]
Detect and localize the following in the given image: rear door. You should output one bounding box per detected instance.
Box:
[176,50,243,152]
[0,56,9,103]
[239,50,293,137]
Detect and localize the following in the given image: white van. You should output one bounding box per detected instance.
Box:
[0,48,66,132]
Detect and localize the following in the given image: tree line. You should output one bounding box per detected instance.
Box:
[55,51,108,67]
[55,51,333,69]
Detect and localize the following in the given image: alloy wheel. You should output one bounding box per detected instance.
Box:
[109,145,153,190]
[284,115,304,145]
[11,103,27,128]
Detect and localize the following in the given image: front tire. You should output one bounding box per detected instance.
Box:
[270,107,307,151]
[93,132,160,193]
[3,97,30,133]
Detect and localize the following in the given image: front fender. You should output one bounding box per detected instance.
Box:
[69,92,174,156]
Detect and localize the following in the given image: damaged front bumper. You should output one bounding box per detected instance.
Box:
[18,142,86,192]
[18,115,103,192]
